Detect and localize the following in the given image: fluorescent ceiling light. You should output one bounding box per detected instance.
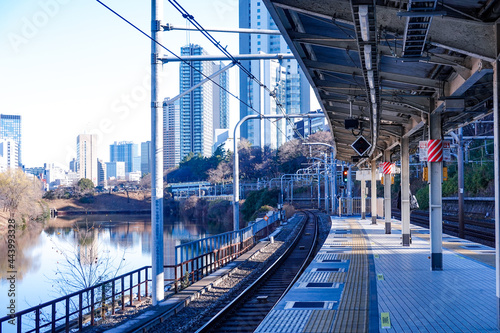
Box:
[358,5,370,42]
[364,44,372,70]
[370,88,376,103]
[367,70,374,89]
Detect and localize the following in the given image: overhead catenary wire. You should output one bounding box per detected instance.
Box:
[95,0,290,139]
[166,0,305,139]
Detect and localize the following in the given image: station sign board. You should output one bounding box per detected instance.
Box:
[419,141,428,162]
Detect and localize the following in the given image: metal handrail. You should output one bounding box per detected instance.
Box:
[1,211,282,332]
[0,266,150,333]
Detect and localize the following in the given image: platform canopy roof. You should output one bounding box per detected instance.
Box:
[264,0,499,163]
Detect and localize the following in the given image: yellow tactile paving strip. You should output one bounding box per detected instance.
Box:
[386,220,496,267]
[327,272,347,283]
[331,220,369,333]
[303,310,337,333]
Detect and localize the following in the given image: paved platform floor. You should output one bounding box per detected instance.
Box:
[257,216,500,332]
[370,218,500,332]
[256,216,374,333]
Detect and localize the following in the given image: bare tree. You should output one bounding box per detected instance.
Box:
[47,221,128,316]
[0,169,44,220]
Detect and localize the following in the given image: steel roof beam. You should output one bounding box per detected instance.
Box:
[434,57,494,113]
[304,59,442,89]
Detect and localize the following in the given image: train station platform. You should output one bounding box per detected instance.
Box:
[256,216,500,332]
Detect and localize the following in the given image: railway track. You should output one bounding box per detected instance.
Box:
[392,210,495,244]
[195,210,319,333]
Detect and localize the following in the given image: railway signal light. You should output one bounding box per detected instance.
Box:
[343,167,348,182]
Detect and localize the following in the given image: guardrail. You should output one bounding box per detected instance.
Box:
[172,211,281,291]
[0,266,150,333]
[1,212,281,332]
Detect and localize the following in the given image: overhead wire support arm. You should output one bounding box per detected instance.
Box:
[159,53,295,63]
[162,24,281,35]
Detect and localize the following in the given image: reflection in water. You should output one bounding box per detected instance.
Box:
[0,221,44,281]
[0,214,224,320]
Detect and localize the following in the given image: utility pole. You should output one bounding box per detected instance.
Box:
[151,0,164,305]
[232,113,325,230]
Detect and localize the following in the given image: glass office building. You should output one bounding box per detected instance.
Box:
[0,114,21,166]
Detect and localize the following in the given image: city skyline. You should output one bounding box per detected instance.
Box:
[2,1,318,169]
[1,1,241,168]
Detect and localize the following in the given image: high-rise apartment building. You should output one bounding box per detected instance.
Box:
[212,62,230,130]
[179,44,214,160]
[163,98,181,170]
[0,139,18,172]
[239,0,310,147]
[0,114,21,166]
[97,159,107,187]
[178,45,230,162]
[109,141,139,173]
[76,134,98,186]
[141,141,151,175]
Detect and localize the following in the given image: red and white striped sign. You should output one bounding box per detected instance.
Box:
[382,162,393,174]
[427,139,443,162]
[379,162,394,174]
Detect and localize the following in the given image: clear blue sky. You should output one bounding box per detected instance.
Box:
[0,0,240,167]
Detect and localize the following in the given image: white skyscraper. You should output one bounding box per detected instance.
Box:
[76,134,98,186]
[239,0,311,148]
[0,139,18,172]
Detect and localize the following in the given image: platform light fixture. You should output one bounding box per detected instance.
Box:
[370,88,376,103]
[367,70,374,89]
[358,5,370,42]
[364,44,372,70]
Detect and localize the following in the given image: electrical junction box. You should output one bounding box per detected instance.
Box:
[344,118,359,130]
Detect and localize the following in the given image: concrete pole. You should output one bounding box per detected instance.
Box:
[401,136,411,246]
[260,59,265,149]
[371,160,378,224]
[233,120,241,231]
[324,154,329,213]
[361,177,366,220]
[457,128,465,238]
[384,150,392,234]
[347,164,353,215]
[331,155,336,214]
[280,175,284,206]
[151,0,164,305]
[317,163,321,209]
[493,40,500,327]
[429,106,443,270]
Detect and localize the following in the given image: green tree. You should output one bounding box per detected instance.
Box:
[240,188,279,222]
[77,178,94,192]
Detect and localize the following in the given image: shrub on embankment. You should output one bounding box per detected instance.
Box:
[240,188,280,222]
[179,196,233,232]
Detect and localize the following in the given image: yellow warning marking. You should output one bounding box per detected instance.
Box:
[377,274,384,281]
[381,312,391,329]
[374,254,379,259]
